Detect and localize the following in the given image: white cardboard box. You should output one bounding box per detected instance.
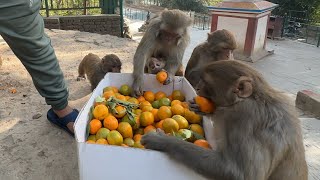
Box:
[74,73,214,180]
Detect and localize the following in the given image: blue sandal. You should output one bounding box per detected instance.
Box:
[47,108,79,137]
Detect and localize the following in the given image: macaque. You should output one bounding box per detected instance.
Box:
[77,53,122,91]
[132,9,192,96]
[144,57,184,76]
[141,60,308,180]
[185,29,237,88]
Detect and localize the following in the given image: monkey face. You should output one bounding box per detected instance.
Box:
[220,49,234,60]
[196,61,254,107]
[158,29,181,45]
[148,57,165,74]
[102,55,122,73]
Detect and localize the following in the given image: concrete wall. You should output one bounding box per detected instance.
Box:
[254,15,268,53]
[217,16,248,53]
[43,15,121,37]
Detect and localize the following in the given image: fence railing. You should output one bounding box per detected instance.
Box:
[40,0,102,17]
[281,15,320,47]
[123,7,211,30]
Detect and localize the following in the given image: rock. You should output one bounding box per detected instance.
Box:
[32,113,42,119]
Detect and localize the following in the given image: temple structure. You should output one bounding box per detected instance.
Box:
[208,0,278,62]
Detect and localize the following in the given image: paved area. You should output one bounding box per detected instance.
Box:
[129,21,320,179]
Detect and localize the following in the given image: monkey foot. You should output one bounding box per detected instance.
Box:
[47,108,79,137]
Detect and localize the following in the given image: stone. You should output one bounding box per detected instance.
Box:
[296,90,320,117]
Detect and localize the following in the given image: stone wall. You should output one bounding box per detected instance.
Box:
[43,15,121,37]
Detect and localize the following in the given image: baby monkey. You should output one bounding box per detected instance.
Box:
[77,53,122,91]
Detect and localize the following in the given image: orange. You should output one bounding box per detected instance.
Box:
[158,97,171,107]
[155,91,167,100]
[117,122,133,138]
[144,125,156,134]
[157,106,172,120]
[151,109,160,122]
[191,113,202,124]
[127,97,139,105]
[121,144,129,147]
[113,105,126,118]
[139,100,152,110]
[171,104,185,116]
[132,116,140,130]
[162,118,179,133]
[155,120,164,129]
[171,90,185,102]
[96,138,108,145]
[125,96,131,100]
[137,96,146,103]
[115,94,127,101]
[189,124,205,136]
[106,130,123,145]
[194,139,211,149]
[94,101,106,107]
[133,134,142,142]
[184,109,201,124]
[151,100,160,109]
[195,96,215,113]
[103,86,118,93]
[86,140,96,144]
[171,100,182,106]
[168,95,173,101]
[134,109,142,116]
[123,138,135,147]
[156,71,168,84]
[181,102,189,109]
[144,91,155,103]
[103,115,119,130]
[96,128,110,139]
[89,119,102,135]
[133,141,145,149]
[142,105,153,112]
[119,84,132,96]
[93,104,109,120]
[172,115,189,129]
[87,135,97,141]
[103,90,115,100]
[140,111,155,127]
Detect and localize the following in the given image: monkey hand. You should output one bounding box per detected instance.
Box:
[141,128,169,151]
[188,99,207,116]
[132,79,144,97]
[163,72,174,85]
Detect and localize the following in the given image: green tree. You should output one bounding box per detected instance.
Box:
[270,0,320,22]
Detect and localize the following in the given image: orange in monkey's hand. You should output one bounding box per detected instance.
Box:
[195,96,215,113]
[194,139,211,149]
[156,71,168,84]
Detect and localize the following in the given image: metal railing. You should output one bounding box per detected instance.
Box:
[40,0,102,17]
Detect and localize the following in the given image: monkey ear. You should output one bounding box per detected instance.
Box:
[233,76,253,98]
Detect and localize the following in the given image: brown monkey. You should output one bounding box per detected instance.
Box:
[185,29,237,87]
[132,9,192,96]
[144,57,184,76]
[141,60,308,180]
[77,53,122,91]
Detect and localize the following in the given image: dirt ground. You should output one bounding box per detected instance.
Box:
[0,29,138,180]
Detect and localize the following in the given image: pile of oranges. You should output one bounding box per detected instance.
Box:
[86,83,213,149]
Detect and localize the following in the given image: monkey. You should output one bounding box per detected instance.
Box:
[132,9,193,96]
[141,60,308,180]
[185,29,237,88]
[144,57,184,76]
[77,53,122,91]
